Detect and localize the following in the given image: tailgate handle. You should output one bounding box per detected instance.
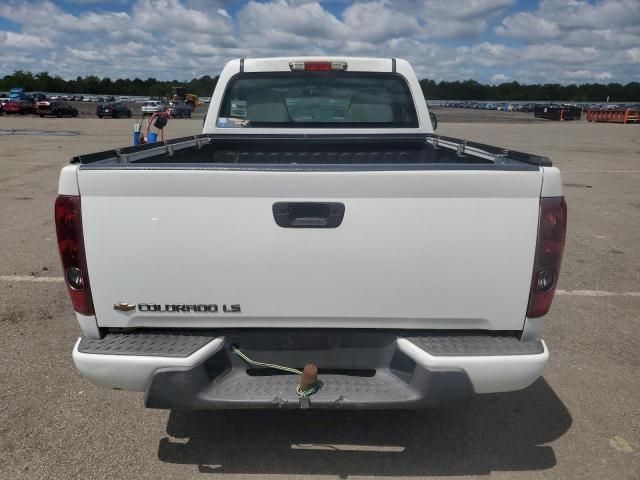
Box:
[273,202,345,228]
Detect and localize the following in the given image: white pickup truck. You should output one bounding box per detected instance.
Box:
[56,57,567,409]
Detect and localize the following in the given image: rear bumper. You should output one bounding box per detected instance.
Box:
[72,330,548,409]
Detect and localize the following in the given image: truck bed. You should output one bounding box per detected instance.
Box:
[72,134,551,169]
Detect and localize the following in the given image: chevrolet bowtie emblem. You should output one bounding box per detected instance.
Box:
[113,302,136,312]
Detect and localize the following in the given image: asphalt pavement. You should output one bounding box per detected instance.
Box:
[0,112,638,479]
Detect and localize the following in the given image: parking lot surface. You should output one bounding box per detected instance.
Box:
[1,114,638,479]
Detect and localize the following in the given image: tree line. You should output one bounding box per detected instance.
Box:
[419,79,640,102]
[1,70,639,102]
[0,71,219,98]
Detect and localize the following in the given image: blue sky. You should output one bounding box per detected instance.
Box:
[0,0,638,84]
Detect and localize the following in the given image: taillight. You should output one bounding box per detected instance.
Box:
[289,61,348,71]
[527,197,567,317]
[55,195,94,315]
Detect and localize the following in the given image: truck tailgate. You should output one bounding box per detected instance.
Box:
[78,167,542,331]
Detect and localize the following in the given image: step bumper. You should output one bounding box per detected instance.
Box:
[72,330,548,408]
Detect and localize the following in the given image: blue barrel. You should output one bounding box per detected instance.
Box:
[148,132,158,143]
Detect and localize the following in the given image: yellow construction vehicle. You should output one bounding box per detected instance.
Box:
[170,86,201,111]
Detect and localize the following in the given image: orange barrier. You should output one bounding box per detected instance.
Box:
[586,109,640,124]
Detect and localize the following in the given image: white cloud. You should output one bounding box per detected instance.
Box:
[426,18,488,38]
[491,73,509,83]
[536,0,640,30]
[522,44,600,64]
[64,47,108,63]
[414,0,515,20]
[626,48,640,63]
[385,0,515,38]
[496,0,640,66]
[237,1,346,40]
[132,0,232,35]
[557,70,613,81]
[495,12,560,40]
[456,42,516,67]
[0,31,54,49]
[563,29,640,50]
[342,1,422,42]
[0,0,637,84]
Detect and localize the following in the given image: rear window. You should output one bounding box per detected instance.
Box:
[218,72,418,128]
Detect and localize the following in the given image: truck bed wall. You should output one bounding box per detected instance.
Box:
[132,137,488,165]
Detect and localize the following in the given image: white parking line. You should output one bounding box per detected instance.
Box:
[564,170,640,173]
[556,289,640,297]
[0,275,64,283]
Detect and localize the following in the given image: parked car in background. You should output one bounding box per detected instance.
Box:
[36,99,52,110]
[3,99,37,115]
[534,104,582,121]
[9,87,27,100]
[515,103,536,113]
[167,102,191,118]
[141,101,167,113]
[38,101,78,118]
[96,102,132,118]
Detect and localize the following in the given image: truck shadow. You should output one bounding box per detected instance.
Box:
[157,378,571,476]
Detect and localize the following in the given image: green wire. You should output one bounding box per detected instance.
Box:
[231,346,303,374]
[297,383,319,397]
[232,346,319,397]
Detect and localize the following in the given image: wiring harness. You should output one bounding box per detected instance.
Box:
[232,346,319,397]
